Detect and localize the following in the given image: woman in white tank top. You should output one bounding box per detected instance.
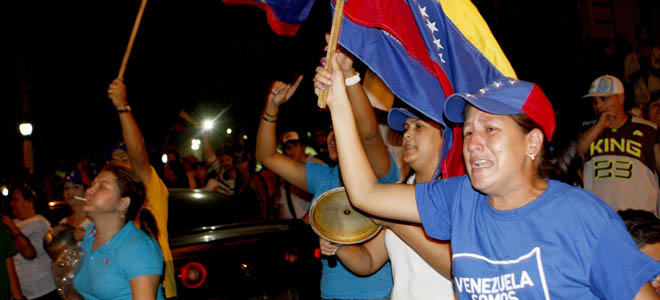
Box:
[317,105,456,299]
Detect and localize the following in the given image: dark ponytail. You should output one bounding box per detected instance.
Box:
[137,207,159,240]
[538,139,584,183]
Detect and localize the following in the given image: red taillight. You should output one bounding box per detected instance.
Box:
[284,248,300,263]
[179,262,207,289]
[314,248,321,259]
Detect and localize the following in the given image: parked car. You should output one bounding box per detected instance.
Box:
[168,189,322,300]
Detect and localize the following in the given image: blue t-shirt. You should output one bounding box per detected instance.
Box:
[416,176,660,300]
[74,222,165,300]
[306,158,398,299]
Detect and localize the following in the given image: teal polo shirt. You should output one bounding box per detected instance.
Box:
[74,222,165,300]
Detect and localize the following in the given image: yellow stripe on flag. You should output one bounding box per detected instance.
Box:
[438,0,517,79]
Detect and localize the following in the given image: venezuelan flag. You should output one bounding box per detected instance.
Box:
[223,0,315,36]
[337,0,516,177]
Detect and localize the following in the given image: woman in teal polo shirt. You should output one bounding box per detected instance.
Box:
[74,165,165,300]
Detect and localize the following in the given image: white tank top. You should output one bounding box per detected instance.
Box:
[384,174,455,299]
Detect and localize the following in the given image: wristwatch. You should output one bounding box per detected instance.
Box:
[117,105,132,113]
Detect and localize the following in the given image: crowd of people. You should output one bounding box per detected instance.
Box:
[0,26,660,300]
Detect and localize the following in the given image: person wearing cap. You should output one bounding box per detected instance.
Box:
[323,53,660,299]
[579,75,660,215]
[277,131,321,220]
[256,44,398,299]
[317,105,455,300]
[58,171,92,243]
[106,78,176,298]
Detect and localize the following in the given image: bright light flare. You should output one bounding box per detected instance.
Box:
[161,154,168,164]
[19,123,33,136]
[1,186,8,197]
[226,128,232,135]
[202,120,214,131]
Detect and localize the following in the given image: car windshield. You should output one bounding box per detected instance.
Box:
[167,189,262,236]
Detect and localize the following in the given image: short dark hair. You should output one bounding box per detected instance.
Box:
[618,209,660,248]
[11,182,47,215]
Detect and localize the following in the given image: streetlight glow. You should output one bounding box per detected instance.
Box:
[19,123,33,136]
[1,186,8,197]
[243,135,248,140]
[226,128,232,135]
[161,154,168,164]
[191,139,201,151]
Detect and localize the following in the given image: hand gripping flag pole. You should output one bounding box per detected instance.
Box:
[118,0,148,79]
[317,0,345,109]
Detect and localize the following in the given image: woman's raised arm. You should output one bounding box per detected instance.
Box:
[255,76,309,191]
[325,55,419,223]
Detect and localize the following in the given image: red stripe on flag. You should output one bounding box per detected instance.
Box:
[442,126,465,178]
[223,0,301,36]
[341,0,455,98]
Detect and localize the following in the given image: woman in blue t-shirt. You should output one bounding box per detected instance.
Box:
[255,44,399,299]
[73,165,165,300]
[322,54,660,300]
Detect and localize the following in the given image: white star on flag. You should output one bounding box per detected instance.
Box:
[418,5,429,18]
[417,2,446,64]
[433,37,444,50]
[438,53,446,63]
[426,19,438,33]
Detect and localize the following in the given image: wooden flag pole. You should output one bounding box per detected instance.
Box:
[317,0,345,108]
[118,0,148,79]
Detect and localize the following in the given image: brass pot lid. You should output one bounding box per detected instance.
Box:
[309,187,381,245]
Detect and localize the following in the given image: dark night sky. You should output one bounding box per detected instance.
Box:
[0,0,648,179]
[1,0,335,178]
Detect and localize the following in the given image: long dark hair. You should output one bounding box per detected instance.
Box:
[101,165,159,240]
